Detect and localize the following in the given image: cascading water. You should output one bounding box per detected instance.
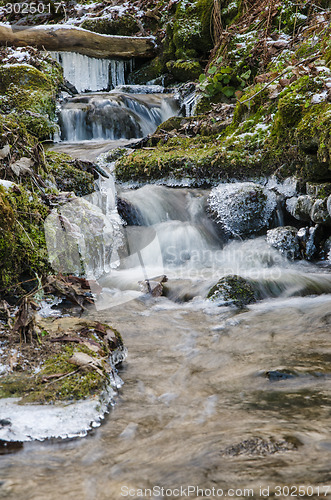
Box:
[58,92,178,142]
[104,184,331,304]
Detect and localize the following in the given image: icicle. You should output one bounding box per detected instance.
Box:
[49,52,133,92]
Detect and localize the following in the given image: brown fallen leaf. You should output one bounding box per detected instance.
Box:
[69,351,104,376]
[10,157,33,176]
[0,144,10,159]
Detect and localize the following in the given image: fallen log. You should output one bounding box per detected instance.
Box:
[0,23,155,58]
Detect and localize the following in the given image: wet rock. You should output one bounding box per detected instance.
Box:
[117,197,144,226]
[327,195,331,217]
[310,198,331,225]
[296,225,327,260]
[207,275,256,308]
[0,419,11,427]
[265,370,296,381]
[266,226,300,260]
[324,236,331,261]
[139,275,168,297]
[221,437,299,457]
[286,195,313,222]
[208,182,277,237]
[44,196,123,279]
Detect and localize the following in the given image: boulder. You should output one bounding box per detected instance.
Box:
[208,182,277,237]
[266,226,300,260]
[207,275,256,307]
[286,195,313,222]
[310,198,331,225]
[327,195,331,217]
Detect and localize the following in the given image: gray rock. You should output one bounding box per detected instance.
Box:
[266,226,300,260]
[296,226,324,260]
[310,198,331,225]
[208,182,277,237]
[323,236,331,262]
[327,195,331,217]
[286,195,314,222]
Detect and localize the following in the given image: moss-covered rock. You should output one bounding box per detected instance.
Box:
[46,151,95,196]
[166,59,202,82]
[207,274,257,307]
[0,185,50,295]
[0,318,125,404]
[0,59,62,140]
[81,15,140,36]
[172,0,214,58]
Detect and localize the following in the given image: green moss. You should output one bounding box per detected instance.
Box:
[128,55,164,84]
[25,344,105,403]
[0,61,62,140]
[0,185,50,294]
[0,64,53,94]
[115,132,272,185]
[156,116,185,132]
[46,151,95,196]
[166,59,202,82]
[0,374,37,399]
[207,275,257,307]
[172,0,213,59]
[0,322,124,404]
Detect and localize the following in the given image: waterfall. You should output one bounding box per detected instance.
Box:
[50,52,133,92]
[58,92,179,142]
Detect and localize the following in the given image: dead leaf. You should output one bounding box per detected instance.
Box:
[0,144,10,159]
[69,351,104,376]
[10,157,33,176]
[279,78,290,87]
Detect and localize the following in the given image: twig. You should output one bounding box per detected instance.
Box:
[16,220,36,248]
[239,52,322,104]
[43,367,81,385]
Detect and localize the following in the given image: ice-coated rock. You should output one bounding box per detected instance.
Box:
[310,198,331,225]
[266,176,299,198]
[44,195,123,280]
[286,195,314,222]
[208,182,277,237]
[327,195,331,217]
[323,236,331,262]
[297,226,319,261]
[266,226,300,260]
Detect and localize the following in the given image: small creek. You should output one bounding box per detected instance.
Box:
[1,53,331,500]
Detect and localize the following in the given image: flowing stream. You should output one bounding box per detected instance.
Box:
[1,53,331,500]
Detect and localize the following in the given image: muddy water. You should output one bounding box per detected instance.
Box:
[1,294,331,500]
